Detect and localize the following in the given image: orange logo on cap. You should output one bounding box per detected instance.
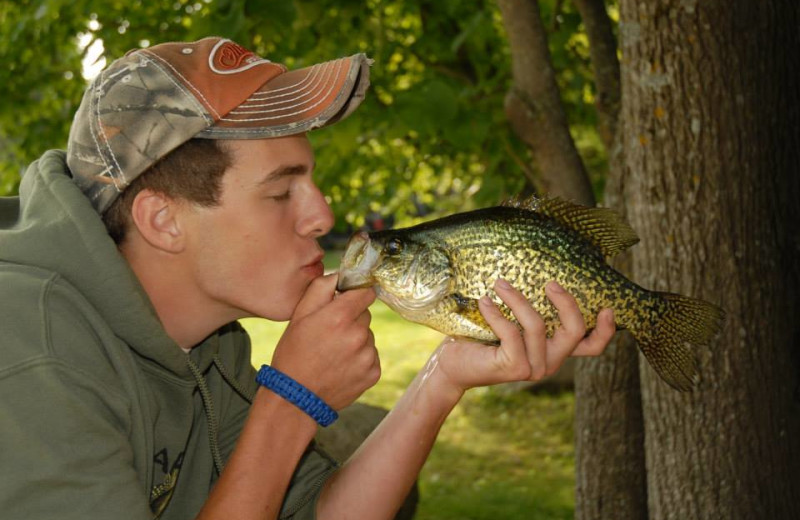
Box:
[216,42,255,69]
[209,39,271,74]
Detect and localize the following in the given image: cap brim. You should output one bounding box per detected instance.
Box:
[196,53,371,139]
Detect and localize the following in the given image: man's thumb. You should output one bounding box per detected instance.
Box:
[292,273,338,320]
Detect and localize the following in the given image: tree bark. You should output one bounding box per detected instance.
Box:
[572,3,648,517]
[619,0,800,518]
[574,329,648,520]
[497,0,595,205]
[575,122,648,519]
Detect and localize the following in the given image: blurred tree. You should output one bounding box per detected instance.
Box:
[498,0,594,204]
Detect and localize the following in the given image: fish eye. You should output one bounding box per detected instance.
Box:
[384,238,404,256]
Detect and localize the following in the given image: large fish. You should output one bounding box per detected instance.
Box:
[336,196,725,391]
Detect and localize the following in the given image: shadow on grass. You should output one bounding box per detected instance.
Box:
[416,436,574,520]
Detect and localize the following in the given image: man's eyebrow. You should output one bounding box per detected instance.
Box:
[256,163,313,185]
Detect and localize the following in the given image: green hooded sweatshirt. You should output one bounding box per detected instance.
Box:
[0,150,338,519]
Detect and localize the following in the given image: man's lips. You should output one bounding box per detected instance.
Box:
[302,254,324,269]
[301,254,325,276]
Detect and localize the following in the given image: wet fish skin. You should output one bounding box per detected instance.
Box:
[337,197,725,391]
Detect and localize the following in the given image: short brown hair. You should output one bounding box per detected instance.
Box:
[103,139,232,244]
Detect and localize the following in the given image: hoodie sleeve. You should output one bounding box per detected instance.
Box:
[214,324,339,520]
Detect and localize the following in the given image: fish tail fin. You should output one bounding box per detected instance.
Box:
[634,292,725,391]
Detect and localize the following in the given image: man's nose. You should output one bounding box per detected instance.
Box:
[298,188,335,238]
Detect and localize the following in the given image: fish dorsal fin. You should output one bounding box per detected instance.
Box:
[502,195,640,257]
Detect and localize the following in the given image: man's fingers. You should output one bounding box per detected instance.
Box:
[478,295,517,341]
[477,294,529,376]
[546,282,586,340]
[544,281,587,373]
[572,308,616,356]
[364,331,382,386]
[293,274,376,323]
[355,308,373,329]
[292,273,337,320]
[332,286,377,321]
[494,279,547,380]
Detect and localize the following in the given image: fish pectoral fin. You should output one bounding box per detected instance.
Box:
[448,293,490,329]
[450,292,520,325]
[503,195,640,257]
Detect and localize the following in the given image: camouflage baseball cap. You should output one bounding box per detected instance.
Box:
[67,36,372,213]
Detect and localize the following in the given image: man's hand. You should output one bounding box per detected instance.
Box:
[270,274,380,410]
[428,279,616,401]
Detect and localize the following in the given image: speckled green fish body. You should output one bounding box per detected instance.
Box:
[337,197,725,391]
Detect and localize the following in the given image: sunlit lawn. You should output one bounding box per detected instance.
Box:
[241,251,576,519]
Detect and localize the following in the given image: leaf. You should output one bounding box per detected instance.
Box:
[247,0,296,30]
[451,12,484,54]
[393,79,459,136]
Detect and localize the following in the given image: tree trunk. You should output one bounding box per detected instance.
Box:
[498,0,595,205]
[572,2,648,517]
[574,328,648,520]
[574,120,648,519]
[619,1,800,518]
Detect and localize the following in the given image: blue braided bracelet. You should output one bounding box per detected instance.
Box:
[255,365,338,427]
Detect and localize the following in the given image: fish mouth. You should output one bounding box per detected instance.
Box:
[337,231,380,291]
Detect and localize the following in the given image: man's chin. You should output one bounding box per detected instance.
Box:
[239,301,296,323]
[246,280,319,322]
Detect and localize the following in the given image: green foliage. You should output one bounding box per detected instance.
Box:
[0,0,608,230]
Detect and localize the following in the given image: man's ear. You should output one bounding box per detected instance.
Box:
[129,189,186,253]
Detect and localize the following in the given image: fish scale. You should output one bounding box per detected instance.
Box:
[337,197,725,391]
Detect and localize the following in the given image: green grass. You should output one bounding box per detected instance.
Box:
[241,249,576,518]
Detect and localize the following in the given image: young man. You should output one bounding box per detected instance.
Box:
[0,37,616,519]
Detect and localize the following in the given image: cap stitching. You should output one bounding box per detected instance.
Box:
[220,60,343,121]
[91,66,124,191]
[247,62,328,98]
[242,66,321,104]
[229,64,328,113]
[195,54,366,137]
[235,63,334,109]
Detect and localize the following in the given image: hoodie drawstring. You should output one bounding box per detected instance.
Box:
[186,357,223,476]
[213,355,255,403]
[185,355,255,477]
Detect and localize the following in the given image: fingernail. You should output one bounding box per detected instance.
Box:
[606,308,614,322]
[479,295,492,306]
[495,278,512,291]
[548,281,564,293]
